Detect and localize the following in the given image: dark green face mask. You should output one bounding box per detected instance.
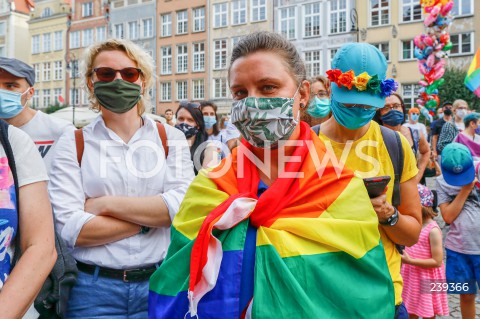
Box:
[93,79,142,113]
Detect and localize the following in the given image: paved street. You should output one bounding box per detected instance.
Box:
[425,177,480,318]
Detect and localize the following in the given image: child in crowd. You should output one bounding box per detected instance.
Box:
[401,184,449,319]
[436,143,480,319]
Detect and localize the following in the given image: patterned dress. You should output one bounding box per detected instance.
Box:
[401,221,449,317]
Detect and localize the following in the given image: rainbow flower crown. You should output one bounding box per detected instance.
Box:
[326,69,399,97]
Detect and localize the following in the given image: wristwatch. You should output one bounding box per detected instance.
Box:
[379,207,399,226]
[139,226,151,234]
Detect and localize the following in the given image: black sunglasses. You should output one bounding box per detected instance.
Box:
[93,67,142,83]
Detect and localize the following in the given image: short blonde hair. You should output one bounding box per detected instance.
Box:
[81,38,155,115]
[452,99,469,110]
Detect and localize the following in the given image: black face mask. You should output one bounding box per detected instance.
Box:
[444,109,453,116]
[175,123,199,138]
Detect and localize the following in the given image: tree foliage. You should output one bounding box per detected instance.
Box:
[438,66,479,110]
[44,102,68,114]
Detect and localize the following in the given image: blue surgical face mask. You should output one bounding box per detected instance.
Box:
[330,98,377,130]
[203,115,217,129]
[224,120,229,127]
[438,113,444,119]
[307,97,330,118]
[381,110,405,126]
[410,113,419,122]
[0,88,30,119]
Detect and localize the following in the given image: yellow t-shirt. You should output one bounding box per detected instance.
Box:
[318,121,418,305]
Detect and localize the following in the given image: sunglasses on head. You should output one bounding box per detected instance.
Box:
[93,67,142,83]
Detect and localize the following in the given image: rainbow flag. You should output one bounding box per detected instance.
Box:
[149,122,395,318]
[465,48,480,97]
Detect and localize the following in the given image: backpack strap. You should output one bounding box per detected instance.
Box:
[311,124,321,136]
[74,122,169,167]
[74,129,84,167]
[379,125,404,207]
[156,122,169,158]
[407,127,420,154]
[0,120,20,267]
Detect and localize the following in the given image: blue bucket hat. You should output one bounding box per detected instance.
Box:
[329,43,396,109]
[441,143,475,186]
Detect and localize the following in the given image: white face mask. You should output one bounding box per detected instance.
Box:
[456,109,467,119]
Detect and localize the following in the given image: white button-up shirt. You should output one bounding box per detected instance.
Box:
[49,115,195,269]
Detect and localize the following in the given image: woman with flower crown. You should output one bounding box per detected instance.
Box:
[317,43,422,319]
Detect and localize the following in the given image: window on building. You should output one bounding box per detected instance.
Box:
[176,81,188,100]
[251,0,266,22]
[401,0,422,22]
[142,18,153,38]
[160,82,172,101]
[70,88,80,106]
[192,79,205,100]
[0,46,5,57]
[304,2,321,37]
[214,3,228,28]
[161,13,172,37]
[401,40,415,60]
[43,33,51,52]
[82,28,93,47]
[328,48,338,67]
[32,90,39,108]
[82,2,93,17]
[329,0,347,34]
[214,78,227,98]
[96,26,106,42]
[193,7,205,32]
[193,42,205,72]
[32,35,40,54]
[54,31,63,50]
[214,39,227,70]
[33,63,40,82]
[305,50,321,78]
[177,44,188,73]
[232,37,241,46]
[54,61,63,80]
[70,31,80,48]
[370,0,390,26]
[70,60,79,78]
[402,84,421,108]
[0,22,5,36]
[279,7,296,40]
[161,46,172,74]
[42,7,52,18]
[43,62,51,81]
[43,89,51,107]
[232,0,247,25]
[452,0,473,16]
[114,24,124,39]
[372,42,390,61]
[450,33,473,55]
[177,10,188,34]
[128,21,139,40]
[54,88,62,104]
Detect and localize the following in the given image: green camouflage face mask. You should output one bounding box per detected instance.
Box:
[230,88,300,148]
[94,79,141,113]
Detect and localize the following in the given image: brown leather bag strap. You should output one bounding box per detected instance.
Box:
[156,122,169,158]
[74,129,84,167]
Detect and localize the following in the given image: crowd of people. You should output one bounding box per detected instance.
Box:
[0,32,478,319]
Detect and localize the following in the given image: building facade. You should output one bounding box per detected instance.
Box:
[109,0,156,111]
[67,0,109,108]
[0,0,34,61]
[28,0,70,109]
[156,0,207,116]
[210,0,271,114]
[356,0,478,108]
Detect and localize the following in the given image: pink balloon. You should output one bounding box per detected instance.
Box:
[424,36,434,47]
[416,99,425,106]
[414,35,425,49]
[426,54,436,68]
[419,80,429,87]
[418,63,429,75]
[424,15,437,27]
[432,68,445,81]
[440,1,454,16]
[433,59,446,71]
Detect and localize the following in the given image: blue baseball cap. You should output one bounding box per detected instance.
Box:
[0,57,35,86]
[441,143,475,186]
[330,43,388,109]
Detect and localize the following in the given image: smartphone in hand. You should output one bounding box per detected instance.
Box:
[363,176,391,198]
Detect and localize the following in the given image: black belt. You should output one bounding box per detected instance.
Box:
[76,261,158,282]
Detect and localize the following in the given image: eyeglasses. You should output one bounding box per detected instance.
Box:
[312,91,329,98]
[93,67,142,83]
[382,103,402,111]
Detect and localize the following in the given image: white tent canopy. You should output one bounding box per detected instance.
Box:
[50,107,166,127]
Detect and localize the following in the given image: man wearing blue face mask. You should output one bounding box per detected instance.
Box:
[0,58,74,172]
[404,107,428,138]
[317,43,422,319]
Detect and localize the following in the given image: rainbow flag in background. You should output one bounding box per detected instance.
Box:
[465,48,480,97]
[149,122,395,318]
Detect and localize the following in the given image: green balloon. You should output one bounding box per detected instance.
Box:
[426,99,438,108]
[443,42,453,51]
[426,78,445,94]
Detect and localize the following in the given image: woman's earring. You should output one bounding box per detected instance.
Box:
[300,103,306,109]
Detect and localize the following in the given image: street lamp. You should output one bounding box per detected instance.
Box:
[66,54,77,126]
